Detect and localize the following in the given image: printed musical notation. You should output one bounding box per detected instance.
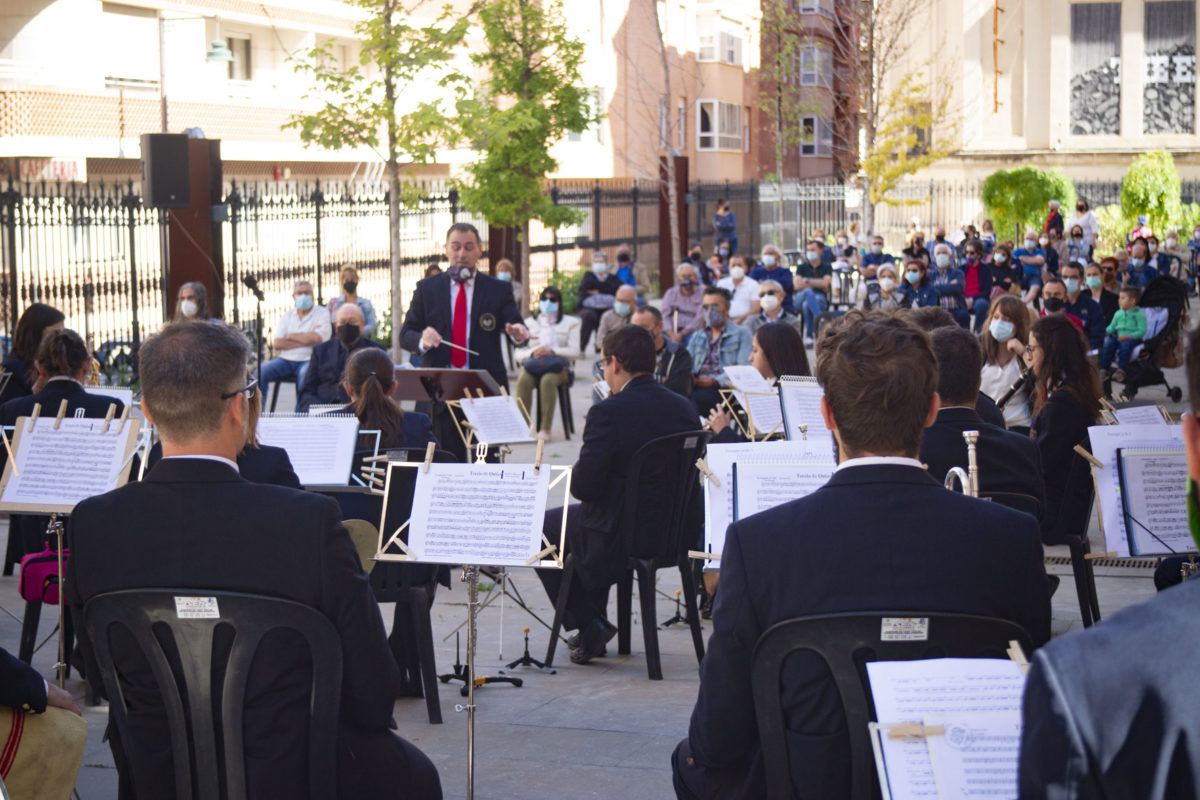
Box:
[733,462,833,521]
[777,377,830,442]
[460,396,532,444]
[408,463,551,566]
[257,415,360,486]
[0,417,140,511]
[1118,447,1194,555]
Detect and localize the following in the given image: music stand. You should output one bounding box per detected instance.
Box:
[392,368,502,404]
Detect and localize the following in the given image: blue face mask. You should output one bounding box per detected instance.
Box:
[1131,258,1145,269]
[539,299,558,316]
[295,294,314,311]
[496,272,512,282]
[613,301,632,317]
[1064,278,1080,294]
[905,270,922,285]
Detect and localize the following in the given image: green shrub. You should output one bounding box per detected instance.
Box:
[549,266,587,314]
[981,166,1076,241]
[1093,204,1131,255]
[1121,150,1183,237]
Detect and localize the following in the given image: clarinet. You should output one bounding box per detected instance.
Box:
[996,365,1035,409]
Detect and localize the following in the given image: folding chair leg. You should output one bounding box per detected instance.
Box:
[409,588,442,724]
[544,555,575,668]
[633,561,662,680]
[616,572,633,655]
[1086,561,1102,623]
[678,560,705,663]
[558,385,572,441]
[1068,540,1095,628]
[18,601,41,663]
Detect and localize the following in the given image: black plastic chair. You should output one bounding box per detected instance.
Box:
[268,374,298,412]
[82,589,342,800]
[544,430,710,679]
[751,611,1035,800]
[980,491,1043,522]
[533,371,576,440]
[1045,436,1101,627]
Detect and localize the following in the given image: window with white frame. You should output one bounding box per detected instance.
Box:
[800,115,833,156]
[677,102,686,150]
[698,100,743,151]
[226,35,251,81]
[800,0,835,16]
[721,31,743,65]
[569,88,605,143]
[799,43,833,87]
[101,3,159,87]
[698,15,716,61]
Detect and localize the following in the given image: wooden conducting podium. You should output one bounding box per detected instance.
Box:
[394,368,504,462]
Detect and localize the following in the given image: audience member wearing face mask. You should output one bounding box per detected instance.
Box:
[686,286,752,416]
[862,264,903,312]
[742,280,805,338]
[747,245,795,312]
[661,263,706,342]
[514,286,581,442]
[793,240,834,344]
[298,302,386,411]
[328,264,378,337]
[715,256,761,324]
[259,279,332,411]
[491,258,523,307]
[577,250,623,353]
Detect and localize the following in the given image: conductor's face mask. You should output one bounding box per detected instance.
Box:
[450,265,475,283]
[337,324,361,346]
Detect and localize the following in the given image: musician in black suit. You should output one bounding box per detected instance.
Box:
[65,322,441,800]
[400,223,529,457]
[0,646,79,715]
[1018,321,1200,799]
[538,325,701,664]
[920,326,1046,516]
[673,310,1051,800]
[297,303,386,411]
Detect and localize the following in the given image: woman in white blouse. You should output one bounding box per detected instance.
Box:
[979,294,1033,435]
[514,286,582,440]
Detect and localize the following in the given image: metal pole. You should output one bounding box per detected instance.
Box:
[463,564,479,800]
[158,14,168,133]
[592,184,601,248]
[124,189,142,363]
[2,183,19,353]
[229,183,242,324]
[631,184,639,251]
[313,180,325,305]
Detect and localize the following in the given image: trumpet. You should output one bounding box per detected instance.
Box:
[944,430,981,497]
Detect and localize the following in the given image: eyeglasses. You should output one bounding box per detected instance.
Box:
[221,377,258,400]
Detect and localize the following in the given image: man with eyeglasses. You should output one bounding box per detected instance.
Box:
[66,321,443,799]
[685,286,752,416]
[631,306,693,397]
[741,280,805,338]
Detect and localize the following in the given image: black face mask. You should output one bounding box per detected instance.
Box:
[690,252,702,263]
[343,280,358,294]
[1043,296,1065,313]
[618,254,630,264]
[337,324,361,346]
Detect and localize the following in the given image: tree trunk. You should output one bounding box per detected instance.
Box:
[520,218,531,318]
[383,42,404,362]
[654,0,681,267]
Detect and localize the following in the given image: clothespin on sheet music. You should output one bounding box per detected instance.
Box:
[114,405,131,435]
[688,550,720,561]
[422,441,436,474]
[1158,404,1173,423]
[1073,444,1104,470]
[1099,396,1118,414]
[525,534,558,565]
[475,388,486,399]
[695,457,720,487]
[53,399,69,430]
[500,385,509,397]
[102,403,116,434]
[885,722,945,740]
[0,426,16,476]
[1007,639,1029,676]
[797,423,808,441]
[533,437,545,475]
[27,403,41,432]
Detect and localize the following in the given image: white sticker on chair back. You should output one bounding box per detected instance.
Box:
[174,596,220,620]
[880,617,929,641]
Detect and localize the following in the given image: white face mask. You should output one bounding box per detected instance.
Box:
[879,277,896,292]
[993,252,1007,263]
[730,266,745,280]
[761,254,776,267]
[1149,242,1158,252]
[1167,238,1177,248]
[592,262,607,275]
[1038,237,1049,247]
[935,253,951,268]
[1024,239,1036,250]
[180,299,199,318]
[837,237,847,246]
[871,244,882,254]
[989,318,1015,342]
[759,294,780,312]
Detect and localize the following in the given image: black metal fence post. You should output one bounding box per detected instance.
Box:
[592,184,602,248]
[750,183,759,255]
[449,188,459,222]
[312,180,325,305]
[227,182,242,324]
[550,183,559,273]
[631,184,640,254]
[1,182,19,354]
[122,187,142,364]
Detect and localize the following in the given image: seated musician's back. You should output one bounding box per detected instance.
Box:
[66,322,441,800]
[674,310,1052,800]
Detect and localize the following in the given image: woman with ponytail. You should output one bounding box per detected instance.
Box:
[341,348,437,450]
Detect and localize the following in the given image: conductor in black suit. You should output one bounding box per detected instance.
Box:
[65,322,441,800]
[400,222,530,457]
[920,325,1046,516]
[1018,321,1200,799]
[538,325,700,664]
[673,310,1051,800]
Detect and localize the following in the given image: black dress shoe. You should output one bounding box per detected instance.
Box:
[570,619,617,664]
[566,632,606,657]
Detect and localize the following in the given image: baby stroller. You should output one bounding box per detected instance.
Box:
[1105,275,1188,402]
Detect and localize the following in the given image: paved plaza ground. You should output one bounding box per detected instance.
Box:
[3,355,1188,799]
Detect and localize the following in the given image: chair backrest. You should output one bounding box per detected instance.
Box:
[751,611,1034,800]
[1055,434,1096,542]
[980,491,1042,521]
[83,589,342,800]
[620,430,710,564]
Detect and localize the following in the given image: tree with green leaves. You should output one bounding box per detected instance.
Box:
[451,0,597,285]
[286,1,471,356]
[981,166,1076,242]
[758,0,815,214]
[1121,149,1183,239]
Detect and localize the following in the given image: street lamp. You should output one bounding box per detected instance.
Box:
[158,13,235,133]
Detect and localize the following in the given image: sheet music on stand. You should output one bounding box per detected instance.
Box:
[778,376,830,442]
[458,395,534,445]
[1088,424,1184,556]
[0,416,141,513]
[307,404,346,416]
[1111,404,1170,426]
[723,365,783,439]
[732,459,835,523]
[87,386,135,411]
[865,658,1026,800]
[1117,446,1195,556]
[256,414,360,487]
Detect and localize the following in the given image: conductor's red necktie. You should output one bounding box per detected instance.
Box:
[451,285,468,368]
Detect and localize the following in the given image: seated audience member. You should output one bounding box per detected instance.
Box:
[897,260,939,309]
[146,383,301,489]
[673,310,1051,800]
[1061,261,1105,351]
[492,258,523,306]
[596,285,636,347]
[298,303,385,411]
[259,280,332,407]
[1124,239,1159,290]
[537,326,699,664]
[907,307,1007,430]
[515,286,581,440]
[794,239,834,343]
[614,243,651,305]
[748,244,795,312]
[703,254,726,285]
[424,263,443,278]
[832,229,859,268]
[173,281,219,322]
[661,262,705,342]
[920,326,1046,514]
[578,250,622,352]
[930,242,970,328]
[926,227,956,266]
[328,265,378,337]
[743,280,804,336]
[631,306,693,398]
[1019,326,1200,798]
[0,303,64,405]
[707,321,810,443]
[903,230,931,266]
[862,263,903,311]
[1039,278,1085,333]
[1087,260,1120,325]
[66,321,442,799]
[989,241,1019,296]
[1100,286,1148,377]
[716,256,760,324]
[959,240,993,332]
[342,347,436,450]
[1014,229,1047,292]
[980,295,1034,435]
[1028,314,1102,544]
[686,287,753,415]
[860,234,895,280]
